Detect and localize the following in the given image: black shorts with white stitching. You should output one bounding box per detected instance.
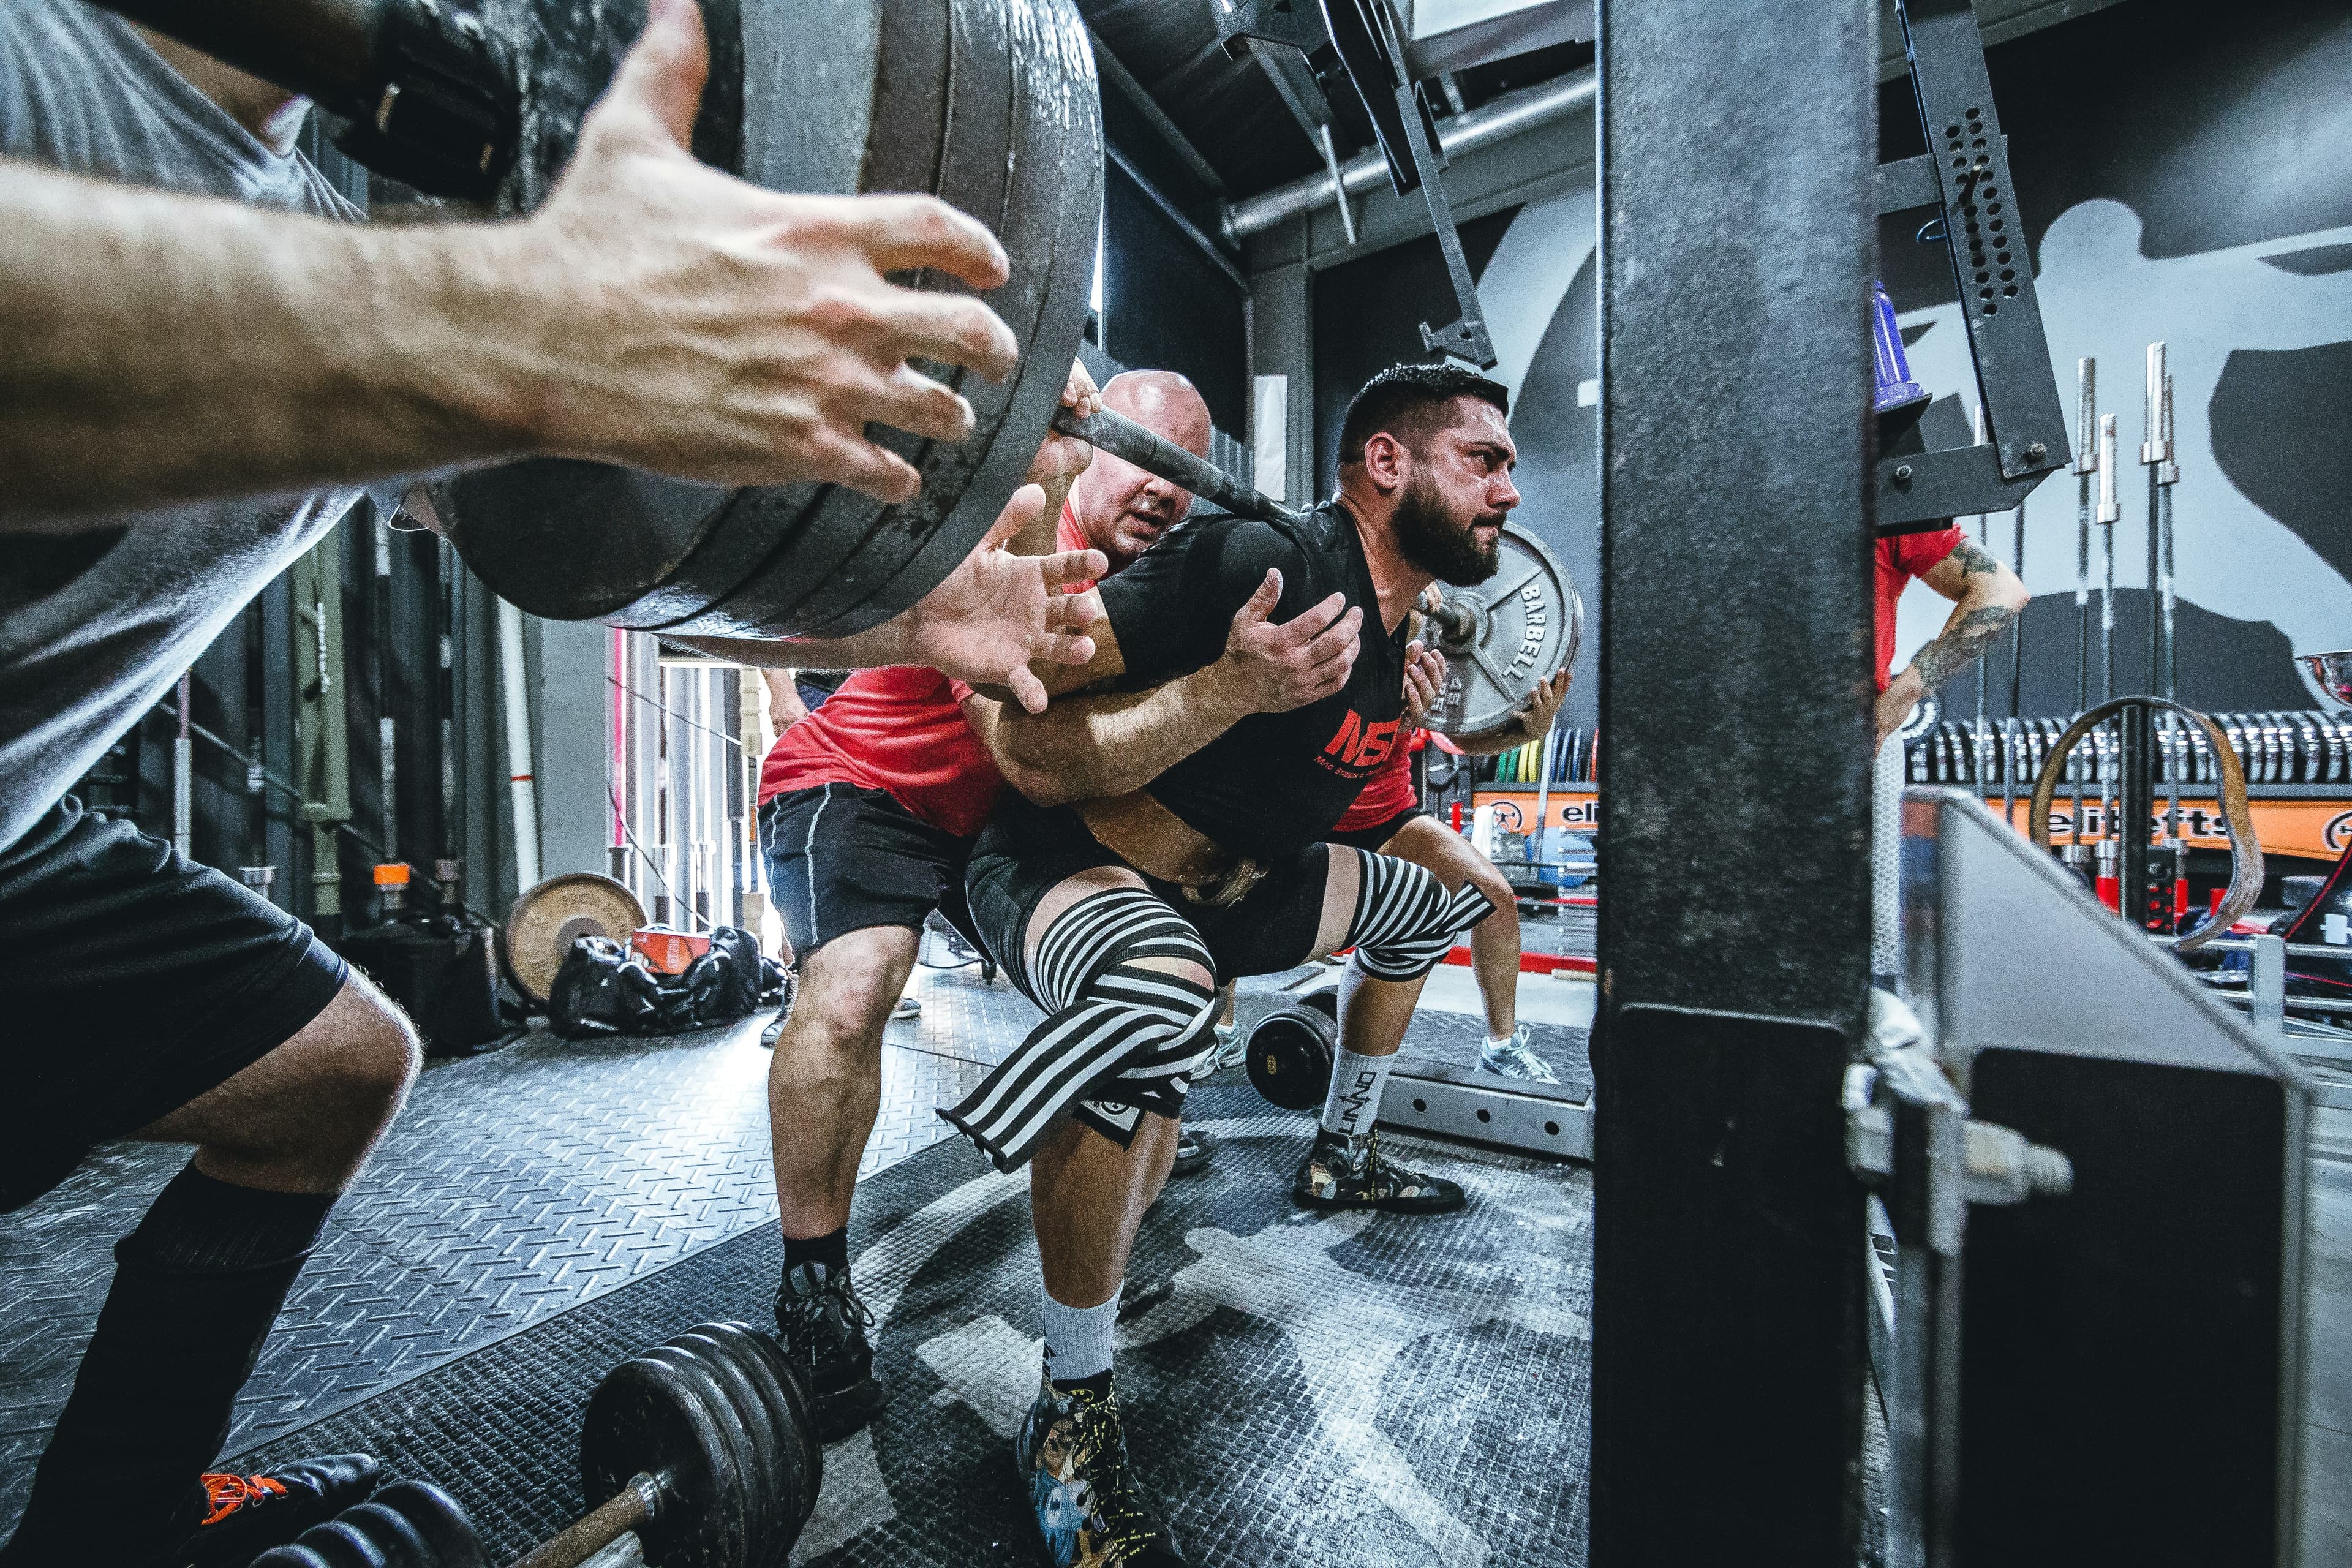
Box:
[758,782,976,958]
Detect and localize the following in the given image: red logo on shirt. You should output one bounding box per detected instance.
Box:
[1322,712,1400,771]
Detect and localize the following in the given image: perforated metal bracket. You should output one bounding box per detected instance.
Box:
[1874,0,2070,531]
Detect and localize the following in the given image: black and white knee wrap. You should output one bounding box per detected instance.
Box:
[941,889,1219,1172]
[1343,848,1496,981]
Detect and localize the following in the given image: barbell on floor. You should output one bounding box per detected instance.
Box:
[1245,984,1340,1112]
[251,1321,820,1568]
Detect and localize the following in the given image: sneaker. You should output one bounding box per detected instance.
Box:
[1204,1023,1245,1077]
[775,1262,886,1441]
[891,995,921,1022]
[1016,1371,1188,1566]
[760,971,798,1049]
[184,1454,384,1567]
[1476,1023,1560,1084]
[1169,1128,1216,1177]
[1291,1128,1466,1214]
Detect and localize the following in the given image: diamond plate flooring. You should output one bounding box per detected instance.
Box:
[0,955,1583,1550]
[0,959,1030,1538]
[232,1081,1594,1568]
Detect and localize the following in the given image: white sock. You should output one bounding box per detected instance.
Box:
[1040,1286,1119,1385]
[1319,1044,1395,1141]
[1486,1031,1514,1049]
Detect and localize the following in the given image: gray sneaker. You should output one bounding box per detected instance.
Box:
[1477,1023,1560,1084]
[1204,1023,1245,1077]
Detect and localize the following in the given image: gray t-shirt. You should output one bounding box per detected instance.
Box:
[0,0,363,854]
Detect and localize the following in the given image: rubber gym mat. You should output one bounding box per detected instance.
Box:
[232,1077,1596,1567]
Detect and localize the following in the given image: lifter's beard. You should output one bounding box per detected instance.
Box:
[1392,471,1502,585]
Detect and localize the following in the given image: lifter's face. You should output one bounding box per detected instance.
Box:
[1389,398,1519,586]
[1070,383,1212,573]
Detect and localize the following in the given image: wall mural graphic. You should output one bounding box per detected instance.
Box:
[1892,200,2352,707]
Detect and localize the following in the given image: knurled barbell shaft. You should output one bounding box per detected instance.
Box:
[509,1473,658,1568]
[1050,407,1295,527]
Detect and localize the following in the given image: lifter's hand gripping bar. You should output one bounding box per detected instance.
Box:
[1049,406,1297,527]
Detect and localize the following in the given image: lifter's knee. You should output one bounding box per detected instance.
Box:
[288,974,419,1146]
[775,930,915,1068]
[174,974,420,1191]
[1345,850,1497,982]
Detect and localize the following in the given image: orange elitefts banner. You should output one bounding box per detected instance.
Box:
[1471,785,2352,862]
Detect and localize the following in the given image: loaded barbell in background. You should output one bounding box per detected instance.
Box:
[252,1322,819,1568]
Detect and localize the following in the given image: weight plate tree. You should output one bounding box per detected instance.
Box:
[433,0,1102,641]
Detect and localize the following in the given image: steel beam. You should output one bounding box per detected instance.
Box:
[1591,0,1877,1560]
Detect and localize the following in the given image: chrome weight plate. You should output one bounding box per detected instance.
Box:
[1423,522,1584,741]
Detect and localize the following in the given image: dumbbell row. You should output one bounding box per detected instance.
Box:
[254,1321,820,1568]
[1910,710,2352,787]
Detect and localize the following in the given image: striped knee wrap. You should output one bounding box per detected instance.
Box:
[940,889,1218,1172]
[1344,848,1496,981]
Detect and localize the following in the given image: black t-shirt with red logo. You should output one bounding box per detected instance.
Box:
[1095,502,1411,861]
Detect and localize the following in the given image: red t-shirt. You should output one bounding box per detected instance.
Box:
[756,507,1092,838]
[1874,526,1964,692]
[1330,727,1424,832]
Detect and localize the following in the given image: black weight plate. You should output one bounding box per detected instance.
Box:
[669,1332,792,1567]
[722,1324,823,1521]
[250,1550,334,1568]
[438,462,734,625]
[371,1480,489,1568]
[1300,985,1339,1022]
[334,1502,435,1568]
[637,1346,761,1568]
[582,1354,745,1568]
[709,0,1032,639]
[290,1520,390,1568]
[1246,1006,1336,1112]
[699,1321,823,1528]
[794,0,1099,639]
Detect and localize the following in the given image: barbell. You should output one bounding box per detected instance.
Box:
[412,0,1585,715]
[250,1321,820,1568]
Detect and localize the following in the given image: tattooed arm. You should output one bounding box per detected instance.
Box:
[1876,535,2030,744]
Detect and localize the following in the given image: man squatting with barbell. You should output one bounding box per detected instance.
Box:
[699,365,1369,1443]
[928,362,1526,1567]
[0,0,1112,1561]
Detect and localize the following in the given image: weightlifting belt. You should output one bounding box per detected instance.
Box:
[1072,794,1268,908]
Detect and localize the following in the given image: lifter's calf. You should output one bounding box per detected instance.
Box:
[1030,1111,1182,1314]
[767,926,918,1242]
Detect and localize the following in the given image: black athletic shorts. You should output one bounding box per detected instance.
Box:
[759,782,974,957]
[963,793,1331,996]
[0,798,350,1211]
[1322,805,1427,854]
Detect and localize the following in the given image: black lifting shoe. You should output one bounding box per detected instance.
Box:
[184,1453,384,1567]
[1016,1372,1188,1567]
[775,1262,887,1441]
[1292,1127,1467,1213]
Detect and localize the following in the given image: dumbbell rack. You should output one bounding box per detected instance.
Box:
[1912,708,2352,861]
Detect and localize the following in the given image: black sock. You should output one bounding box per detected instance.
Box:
[1049,1368,1115,1400]
[783,1227,848,1276]
[2,1164,336,1567]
